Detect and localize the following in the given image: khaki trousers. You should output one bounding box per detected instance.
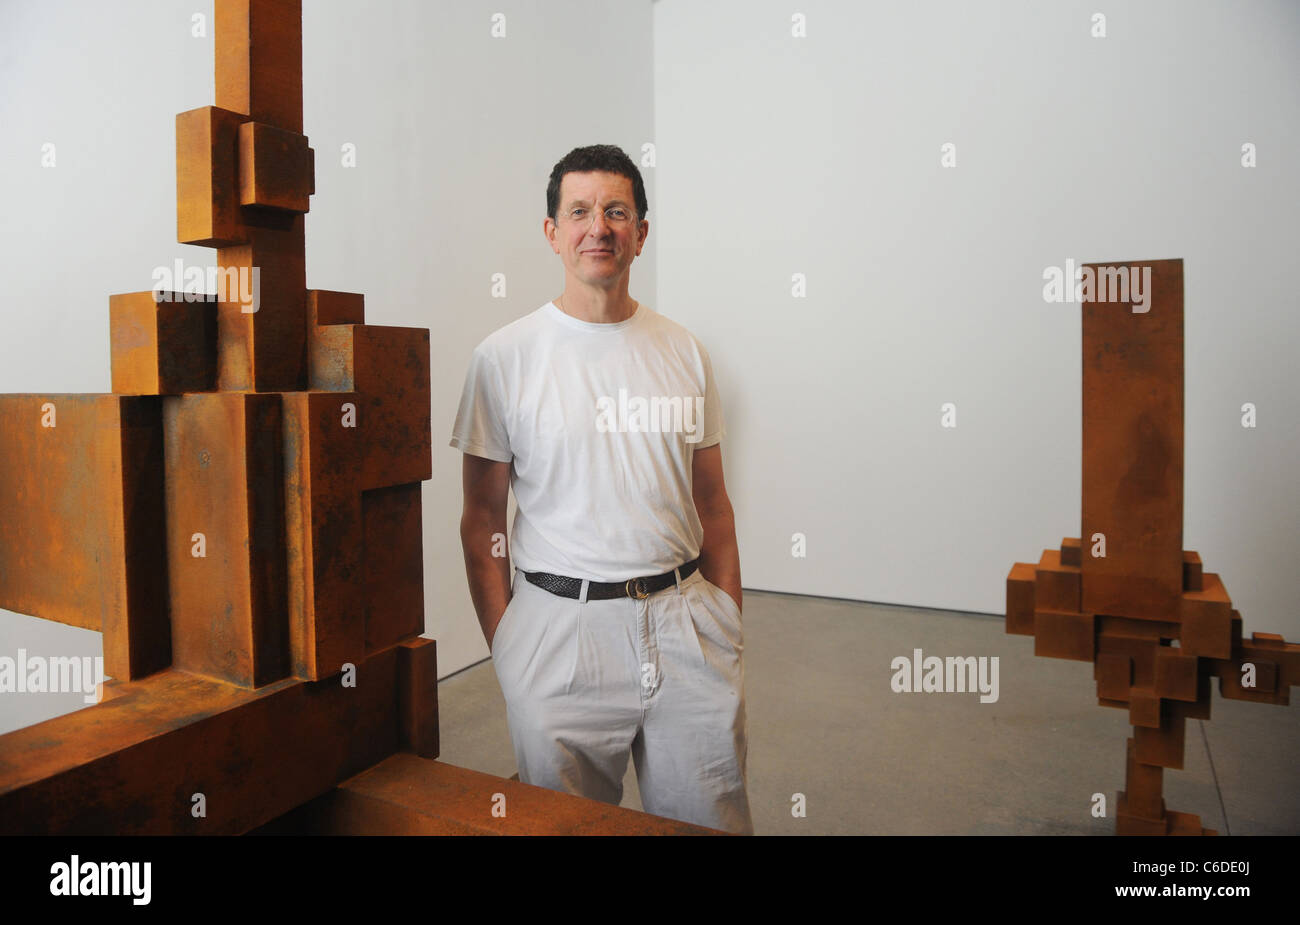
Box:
[491,564,753,835]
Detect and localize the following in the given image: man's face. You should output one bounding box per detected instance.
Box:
[545,171,648,291]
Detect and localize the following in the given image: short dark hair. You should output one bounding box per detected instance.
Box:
[546,144,648,223]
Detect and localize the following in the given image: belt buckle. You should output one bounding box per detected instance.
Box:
[625,577,649,600]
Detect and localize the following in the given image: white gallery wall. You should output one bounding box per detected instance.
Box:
[0,0,1296,737]
[653,0,1300,636]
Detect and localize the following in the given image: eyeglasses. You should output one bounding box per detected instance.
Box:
[559,206,636,227]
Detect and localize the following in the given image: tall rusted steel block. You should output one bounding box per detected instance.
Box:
[109,290,218,394]
[163,392,289,687]
[282,390,363,681]
[215,220,308,391]
[1005,562,1036,635]
[216,0,303,133]
[1182,550,1203,592]
[1179,572,1233,659]
[364,482,426,653]
[176,105,250,247]
[1080,260,1184,622]
[0,395,170,681]
[397,637,438,758]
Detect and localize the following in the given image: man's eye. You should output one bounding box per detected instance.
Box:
[609,209,627,219]
[571,209,586,217]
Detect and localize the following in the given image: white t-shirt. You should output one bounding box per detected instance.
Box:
[449,300,725,582]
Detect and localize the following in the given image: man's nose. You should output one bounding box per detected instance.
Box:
[587,210,612,236]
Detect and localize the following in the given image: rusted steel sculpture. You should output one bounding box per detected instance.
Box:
[0,0,720,836]
[1007,258,1299,835]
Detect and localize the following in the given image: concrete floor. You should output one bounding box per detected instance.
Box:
[436,586,1300,835]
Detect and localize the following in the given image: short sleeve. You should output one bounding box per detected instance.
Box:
[697,341,726,449]
[448,344,512,462]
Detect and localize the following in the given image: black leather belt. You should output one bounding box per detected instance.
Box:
[523,558,700,601]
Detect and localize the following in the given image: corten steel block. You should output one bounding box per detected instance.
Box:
[238,121,314,211]
[1096,652,1132,701]
[1097,613,1178,643]
[1165,811,1214,836]
[1116,793,1168,835]
[163,392,289,687]
[1033,610,1095,661]
[1097,634,1156,687]
[1184,673,1213,719]
[109,290,218,394]
[364,482,425,654]
[1005,562,1036,636]
[1059,537,1082,567]
[307,324,432,490]
[1215,636,1299,705]
[176,105,249,247]
[396,637,438,758]
[1035,548,1081,612]
[1080,259,1184,622]
[1250,631,1285,647]
[1179,572,1233,659]
[1133,701,1188,769]
[1182,550,1203,592]
[281,390,363,681]
[1154,646,1199,702]
[251,753,732,836]
[1243,659,1278,693]
[1127,687,1161,728]
[0,646,406,835]
[216,0,303,133]
[0,395,170,681]
[216,218,308,391]
[308,289,365,326]
[1123,737,1164,819]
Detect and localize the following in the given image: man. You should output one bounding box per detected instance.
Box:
[449,144,752,835]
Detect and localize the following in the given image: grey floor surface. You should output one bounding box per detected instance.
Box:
[437,586,1300,836]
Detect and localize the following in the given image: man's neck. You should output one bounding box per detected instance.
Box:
[555,287,638,324]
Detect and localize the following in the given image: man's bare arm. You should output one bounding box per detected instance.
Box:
[460,453,513,647]
[691,443,742,613]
